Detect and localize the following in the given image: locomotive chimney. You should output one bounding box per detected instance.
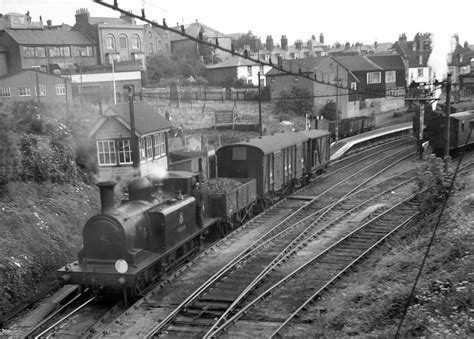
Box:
[97,181,116,212]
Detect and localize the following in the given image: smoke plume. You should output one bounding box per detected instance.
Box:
[428,31,457,81]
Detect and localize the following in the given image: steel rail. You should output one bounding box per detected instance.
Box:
[33,296,96,339]
[208,192,423,337]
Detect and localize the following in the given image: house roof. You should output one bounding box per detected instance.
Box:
[367,55,405,70]
[205,55,261,69]
[0,69,68,81]
[3,28,94,45]
[170,22,230,42]
[265,56,326,76]
[333,55,382,72]
[89,102,171,138]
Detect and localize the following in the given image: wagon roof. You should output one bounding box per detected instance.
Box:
[299,129,331,139]
[218,131,309,155]
[450,110,474,120]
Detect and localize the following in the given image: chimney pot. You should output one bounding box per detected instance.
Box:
[97,181,116,213]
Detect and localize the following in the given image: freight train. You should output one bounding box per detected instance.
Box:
[424,110,474,155]
[57,129,331,299]
[309,115,376,141]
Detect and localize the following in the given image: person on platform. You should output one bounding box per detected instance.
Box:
[191,182,204,228]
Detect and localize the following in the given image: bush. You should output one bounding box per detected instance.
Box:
[274,86,313,116]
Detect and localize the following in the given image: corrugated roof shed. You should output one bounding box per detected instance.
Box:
[4,28,94,45]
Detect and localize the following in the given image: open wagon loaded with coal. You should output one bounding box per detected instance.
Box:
[205,177,257,233]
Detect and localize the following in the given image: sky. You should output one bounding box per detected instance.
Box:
[2,0,474,47]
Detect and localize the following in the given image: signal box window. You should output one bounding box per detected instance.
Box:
[97,140,116,165]
[117,139,132,164]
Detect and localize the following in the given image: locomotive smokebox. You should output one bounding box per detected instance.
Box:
[97,181,117,212]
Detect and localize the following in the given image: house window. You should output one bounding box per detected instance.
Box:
[148,43,153,54]
[55,84,66,95]
[0,87,11,97]
[146,136,153,160]
[18,86,31,97]
[79,46,94,57]
[119,35,128,49]
[367,71,381,84]
[139,138,146,162]
[417,68,424,78]
[106,35,115,50]
[351,82,357,90]
[385,71,396,83]
[35,47,46,57]
[153,133,166,158]
[49,46,60,57]
[97,140,116,166]
[419,55,423,65]
[259,65,264,74]
[247,66,252,77]
[131,35,140,50]
[271,76,275,83]
[60,46,70,57]
[23,46,35,57]
[35,84,47,96]
[117,139,132,164]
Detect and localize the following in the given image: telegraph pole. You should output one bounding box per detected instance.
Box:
[257,71,262,136]
[128,87,139,169]
[444,74,452,159]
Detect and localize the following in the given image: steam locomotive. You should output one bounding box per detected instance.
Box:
[57,129,331,299]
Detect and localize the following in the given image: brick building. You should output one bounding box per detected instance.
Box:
[0,69,72,104]
[73,8,146,69]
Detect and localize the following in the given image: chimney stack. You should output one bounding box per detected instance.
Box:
[295,39,303,50]
[47,19,52,27]
[281,35,288,51]
[266,35,274,51]
[75,8,90,26]
[319,33,324,44]
[120,10,136,24]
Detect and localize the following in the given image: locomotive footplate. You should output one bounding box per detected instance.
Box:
[57,250,166,288]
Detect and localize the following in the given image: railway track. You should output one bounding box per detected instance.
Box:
[92,143,418,337]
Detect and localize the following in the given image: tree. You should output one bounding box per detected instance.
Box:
[318,101,337,121]
[274,86,313,116]
[233,31,261,51]
[145,34,219,85]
